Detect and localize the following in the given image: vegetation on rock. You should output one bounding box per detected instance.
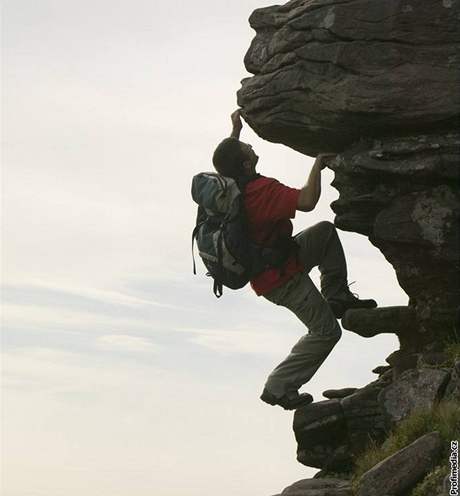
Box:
[351,401,460,494]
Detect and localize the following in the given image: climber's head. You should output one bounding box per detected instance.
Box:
[212,138,259,178]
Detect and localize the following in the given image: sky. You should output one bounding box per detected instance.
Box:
[2,1,407,495]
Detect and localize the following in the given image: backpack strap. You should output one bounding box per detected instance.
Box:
[191,221,205,275]
[213,227,224,298]
[238,173,297,277]
[235,173,260,191]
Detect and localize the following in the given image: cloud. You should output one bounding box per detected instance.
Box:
[3,302,155,335]
[176,326,296,355]
[96,334,158,353]
[2,280,196,339]
[2,345,167,396]
[4,280,182,310]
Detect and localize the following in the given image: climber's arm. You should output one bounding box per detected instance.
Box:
[297,154,336,212]
[230,109,242,139]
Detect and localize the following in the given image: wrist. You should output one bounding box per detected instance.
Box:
[230,127,241,139]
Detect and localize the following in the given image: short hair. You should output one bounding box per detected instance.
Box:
[212,137,246,178]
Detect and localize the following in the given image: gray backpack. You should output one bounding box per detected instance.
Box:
[191,172,294,297]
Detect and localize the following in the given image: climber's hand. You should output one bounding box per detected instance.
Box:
[230,109,243,139]
[315,153,337,170]
[231,109,242,124]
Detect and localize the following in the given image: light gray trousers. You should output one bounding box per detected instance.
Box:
[262,221,347,398]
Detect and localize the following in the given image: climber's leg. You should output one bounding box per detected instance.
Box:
[294,221,377,318]
[261,271,342,399]
[294,220,348,300]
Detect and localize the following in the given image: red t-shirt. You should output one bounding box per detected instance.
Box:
[244,176,304,296]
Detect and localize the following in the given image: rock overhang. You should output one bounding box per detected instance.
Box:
[237,0,460,156]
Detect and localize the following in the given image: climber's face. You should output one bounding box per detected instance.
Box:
[240,141,259,174]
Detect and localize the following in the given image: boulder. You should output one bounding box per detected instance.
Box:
[378,368,450,426]
[278,478,352,496]
[356,432,442,496]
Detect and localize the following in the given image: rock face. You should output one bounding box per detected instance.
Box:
[238,0,460,341]
[329,135,460,338]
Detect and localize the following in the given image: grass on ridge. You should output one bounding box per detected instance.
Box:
[351,401,460,493]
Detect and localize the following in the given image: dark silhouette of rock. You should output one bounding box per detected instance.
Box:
[356,432,442,496]
[385,350,419,378]
[340,380,388,456]
[372,365,391,376]
[294,377,389,470]
[294,399,349,470]
[323,388,357,399]
[342,306,416,335]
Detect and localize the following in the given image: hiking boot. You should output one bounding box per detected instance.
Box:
[327,290,377,319]
[260,388,313,410]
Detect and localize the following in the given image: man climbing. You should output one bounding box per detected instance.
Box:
[211,109,377,410]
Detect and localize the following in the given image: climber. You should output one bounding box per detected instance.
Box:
[211,109,378,410]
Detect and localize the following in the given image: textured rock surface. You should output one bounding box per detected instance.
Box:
[356,432,442,496]
[417,351,449,367]
[378,368,450,427]
[276,478,352,496]
[238,0,460,155]
[444,360,460,401]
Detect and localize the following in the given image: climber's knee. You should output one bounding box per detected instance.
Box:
[316,220,335,232]
[324,322,342,342]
